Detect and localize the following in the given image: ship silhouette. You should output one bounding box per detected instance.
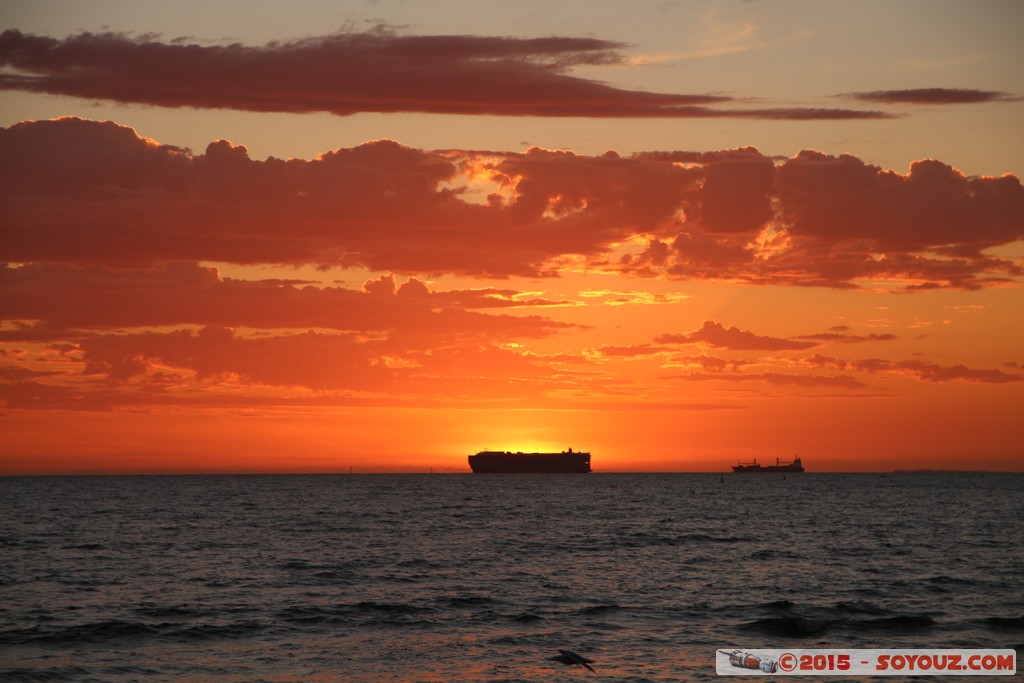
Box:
[468,448,591,473]
[731,455,805,473]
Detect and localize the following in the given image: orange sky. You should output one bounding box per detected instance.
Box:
[2,1,1023,473]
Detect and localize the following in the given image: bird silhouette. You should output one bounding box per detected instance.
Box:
[550,649,596,672]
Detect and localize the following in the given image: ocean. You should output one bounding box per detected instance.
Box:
[1,473,1021,681]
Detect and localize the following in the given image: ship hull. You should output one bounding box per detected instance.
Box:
[468,451,591,473]
[731,465,804,473]
[731,456,805,473]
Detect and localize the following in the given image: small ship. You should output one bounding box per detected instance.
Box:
[468,448,591,473]
[731,455,805,473]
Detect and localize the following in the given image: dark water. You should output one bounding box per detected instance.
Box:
[1,473,1021,682]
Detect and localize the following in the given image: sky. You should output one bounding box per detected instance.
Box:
[1,0,1023,474]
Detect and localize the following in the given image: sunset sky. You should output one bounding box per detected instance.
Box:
[2,0,1022,474]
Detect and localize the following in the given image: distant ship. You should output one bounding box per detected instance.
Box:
[468,448,591,473]
[731,455,805,473]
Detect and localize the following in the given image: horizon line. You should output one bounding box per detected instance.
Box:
[3,469,1021,478]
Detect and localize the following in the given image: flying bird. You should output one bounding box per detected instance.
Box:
[550,649,596,672]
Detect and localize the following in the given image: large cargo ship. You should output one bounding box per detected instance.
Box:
[468,449,591,473]
[732,455,805,473]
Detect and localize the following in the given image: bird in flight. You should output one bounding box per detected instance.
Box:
[550,649,596,672]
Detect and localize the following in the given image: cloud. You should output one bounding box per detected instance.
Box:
[0,263,575,340]
[670,371,868,389]
[0,121,706,277]
[775,152,1023,250]
[0,380,118,412]
[845,88,1015,105]
[666,355,751,371]
[0,259,602,408]
[576,289,691,306]
[653,150,1024,290]
[0,366,60,380]
[592,344,667,358]
[3,118,1023,288]
[806,355,1023,384]
[0,28,889,120]
[665,355,1023,387]
[795,332,898,344]
[78,326,389,389]
[656,321,817,351]
[2,323,583,404]
[682,147,777,234]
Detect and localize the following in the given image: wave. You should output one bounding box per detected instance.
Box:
[275,602,438,628]
[352,600,434,615]
[834,600,892,615]
[740,616,830,637]
[132,604,257,619]
[509,612,544,623]
[0,621,161,645]
[750,548,789,560]
[0,666,93,682]
[978,616,1024,632]
[738,601,936,638]
[398,559,448,569]
[925,575,976,593]
[577,604,622,615]
[273,559,359,585]
[926,575,974,585]
[850,615,935,632]
[0,619,269,646]
[172,621,267,641]
[437,595,502,608]
[60,543,107,550]
[609,531,755,549]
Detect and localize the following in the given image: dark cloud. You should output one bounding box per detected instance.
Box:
[775,152,1024,251]
[0,262,574,337]
[0,28,888,120]
[806,355,1023,384]
[650,150,1024,290]
[683,148,777,234]
[666,355,751,371]
[79,326,390,389]
[672,371,868,389]
[845,88,1015,105]
[795,332,898,344]
[593,344,667,358]
[656,321,817,351]
[2,118,1023,288]
[0,366,60,380]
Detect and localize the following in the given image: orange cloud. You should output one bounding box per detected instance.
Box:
[0,322,586,411]
[1,258,593,410]
[0,28,890,120]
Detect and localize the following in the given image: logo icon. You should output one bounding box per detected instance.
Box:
[722,650,778,674]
